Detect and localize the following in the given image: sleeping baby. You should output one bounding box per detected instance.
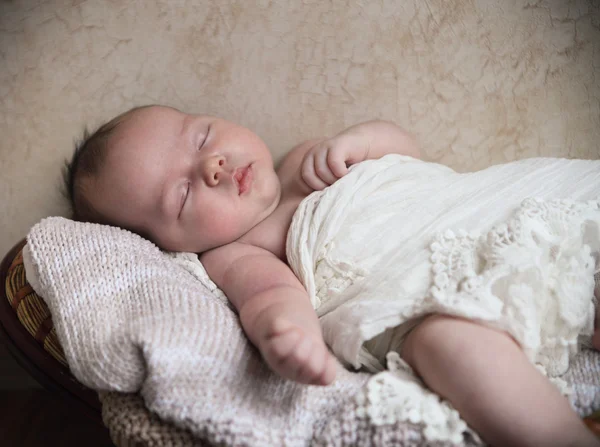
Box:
[64,104,600,447]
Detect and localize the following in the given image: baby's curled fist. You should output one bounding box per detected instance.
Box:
[300,128,370,191]
[259,317,338,386]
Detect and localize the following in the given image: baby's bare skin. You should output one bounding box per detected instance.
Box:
[201,124,421,385]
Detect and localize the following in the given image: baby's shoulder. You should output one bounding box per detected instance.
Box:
[200,241,274,285]
[277,138,325,196]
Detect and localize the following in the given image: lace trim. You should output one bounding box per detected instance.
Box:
[429,198,600,377]
[355,352,474,445]
[358,199,599,444]
[314,241,368,306]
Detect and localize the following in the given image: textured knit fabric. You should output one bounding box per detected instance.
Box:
[23,217,371,446]
[98,346,600,447]
[23,216,491,445]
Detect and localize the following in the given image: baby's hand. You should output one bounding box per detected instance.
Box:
[300,120,418,191]
[259,317,338,385]
[300,129,369,191]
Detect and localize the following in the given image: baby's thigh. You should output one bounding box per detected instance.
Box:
[400,316,598,447]
[400,314,520,382]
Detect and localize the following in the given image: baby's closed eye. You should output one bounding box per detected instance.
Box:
[178,181,191,218]
[198,125,210,150]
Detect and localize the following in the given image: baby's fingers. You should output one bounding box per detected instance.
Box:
[295,344,337,386]
[326,146,350,179]
[301,152,329,191]
[313,146,338,186]
[264,328,302,363]
[264,331,318,383]
[312,351,337,386]
[273,333,323,384]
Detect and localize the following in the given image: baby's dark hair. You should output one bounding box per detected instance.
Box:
[63,105,153,223]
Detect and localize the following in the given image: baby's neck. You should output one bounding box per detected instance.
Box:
[236,191,306,262]
[234,142,317,261]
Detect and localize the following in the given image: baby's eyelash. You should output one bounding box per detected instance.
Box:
[199,125,210,150]
[179,182,191,218]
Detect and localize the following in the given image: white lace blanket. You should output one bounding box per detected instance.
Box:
[286,155,600,442]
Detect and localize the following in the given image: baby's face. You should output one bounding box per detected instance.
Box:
[91,106,281,252]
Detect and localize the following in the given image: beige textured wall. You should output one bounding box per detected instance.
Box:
[1,0,599,257]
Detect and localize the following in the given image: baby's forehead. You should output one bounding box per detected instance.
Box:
[97,105,197,213]
[91,150,163,234]
[122,105,182,130]
[99,124,171,197]
[114,107,185,150]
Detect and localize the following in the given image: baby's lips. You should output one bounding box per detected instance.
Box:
[233,165,253,195]
[233,167,244,184]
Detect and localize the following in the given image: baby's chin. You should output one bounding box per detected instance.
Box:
[179,232,243,254]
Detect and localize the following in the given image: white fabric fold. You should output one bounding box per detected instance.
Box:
[286,155,600,439]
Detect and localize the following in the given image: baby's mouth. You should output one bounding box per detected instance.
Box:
[234,164,253,195]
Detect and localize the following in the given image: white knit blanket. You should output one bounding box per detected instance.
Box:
[23,217,485,446]
[23,218,376,446]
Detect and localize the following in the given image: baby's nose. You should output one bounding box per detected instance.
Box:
[204,156,226,186]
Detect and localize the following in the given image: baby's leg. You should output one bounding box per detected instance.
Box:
[402,315,599,447]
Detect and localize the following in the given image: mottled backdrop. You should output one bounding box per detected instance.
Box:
[1,0,599,256]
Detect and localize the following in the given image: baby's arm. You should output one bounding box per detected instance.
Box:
[300,120,420,190]
[335,120,421,161]
[201,242,337,385]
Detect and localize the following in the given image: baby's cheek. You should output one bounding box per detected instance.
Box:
[204,213,244,241]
